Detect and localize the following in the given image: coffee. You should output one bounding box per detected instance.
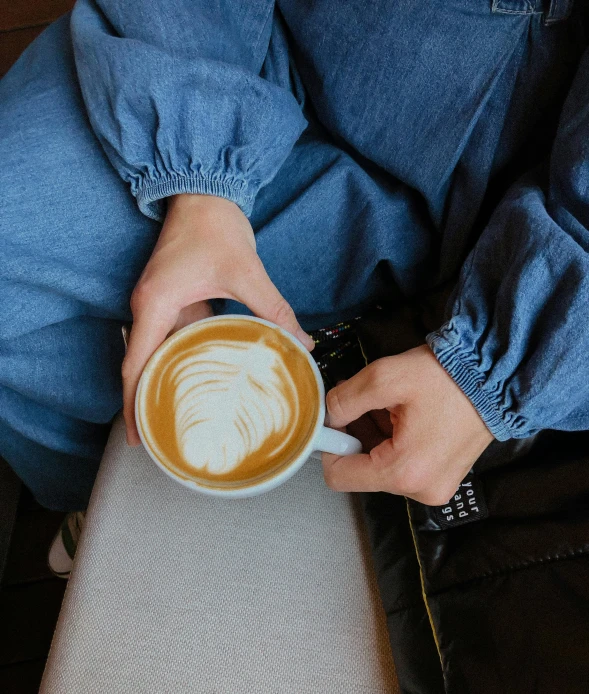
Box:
[137,318,320,490]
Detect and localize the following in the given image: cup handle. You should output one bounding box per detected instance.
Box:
[314,426,363,456]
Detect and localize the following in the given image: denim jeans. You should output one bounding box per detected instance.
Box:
[0,1,587,509]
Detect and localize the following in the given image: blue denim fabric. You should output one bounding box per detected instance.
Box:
[0,0,587,508]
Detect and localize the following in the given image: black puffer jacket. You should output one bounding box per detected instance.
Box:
[313,299,589,694]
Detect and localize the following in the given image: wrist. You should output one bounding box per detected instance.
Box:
[163,192,256,250]
[168,193,240,215]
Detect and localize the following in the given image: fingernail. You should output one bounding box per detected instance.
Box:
[297,328,315,351]
[324,411,332,427]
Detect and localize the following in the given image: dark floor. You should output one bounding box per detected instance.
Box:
[0,460,66,694]
[0,0,74,79]
[0,2,74,691]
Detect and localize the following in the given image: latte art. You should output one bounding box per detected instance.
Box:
[170,340,298,474]
[138,318,320,489]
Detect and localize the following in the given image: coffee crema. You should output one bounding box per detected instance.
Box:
[137,318,320,489]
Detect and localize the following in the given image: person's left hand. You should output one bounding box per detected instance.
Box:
[322,345,494,505]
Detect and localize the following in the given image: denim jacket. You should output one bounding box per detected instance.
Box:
[70,0,589,441]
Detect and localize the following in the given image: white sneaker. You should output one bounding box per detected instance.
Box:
[48,511,85,579]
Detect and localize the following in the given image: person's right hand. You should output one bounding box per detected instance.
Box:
[122,193,314,446]
[322,346,493,505]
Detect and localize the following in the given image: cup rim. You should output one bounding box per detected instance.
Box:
[135,314,325,498]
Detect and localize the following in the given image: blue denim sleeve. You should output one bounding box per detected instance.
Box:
[427,49,589,442]
[70,0,307,220]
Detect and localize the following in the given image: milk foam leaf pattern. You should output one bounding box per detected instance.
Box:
[170,340,299,475]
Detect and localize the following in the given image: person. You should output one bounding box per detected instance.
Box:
[1,0,588,565]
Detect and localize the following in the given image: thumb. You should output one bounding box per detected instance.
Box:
[232,256,314,351]
[326,357,405,429]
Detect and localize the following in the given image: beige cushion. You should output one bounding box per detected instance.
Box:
[41,415,399,693]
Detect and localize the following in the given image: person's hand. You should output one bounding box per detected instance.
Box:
[322,345,494,505]
[122,193,314,446]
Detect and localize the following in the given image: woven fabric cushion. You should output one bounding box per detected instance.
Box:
[41,415,399,693]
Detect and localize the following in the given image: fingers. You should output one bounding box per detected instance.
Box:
[322,411,388,486]
[231,258,315,351]
[122,299,178,446]
[322,435,399,494]
[348,411,391,452]
[326,358,403,429]
[322,452,388,492]
[121,191,314,447]
[322,346,494,504]
[322,437,460,504]
[362,409,394,439]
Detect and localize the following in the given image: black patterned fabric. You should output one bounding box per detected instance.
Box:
[308,317,366,390]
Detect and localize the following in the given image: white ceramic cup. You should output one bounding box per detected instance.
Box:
[135,315,362,498]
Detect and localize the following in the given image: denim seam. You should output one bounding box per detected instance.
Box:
[426,332,515,441]
[491,0,542,15]
[544,0,574,24]
[252,0,276,57]
[136,175,255,219]
[492,9,542,15]
[493,9,542,14]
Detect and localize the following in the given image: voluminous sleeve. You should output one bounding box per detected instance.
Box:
[427,49,589,441]
[70,0,307,220]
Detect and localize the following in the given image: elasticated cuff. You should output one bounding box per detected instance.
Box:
[426,328,514,441]
[135,174,257,221]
